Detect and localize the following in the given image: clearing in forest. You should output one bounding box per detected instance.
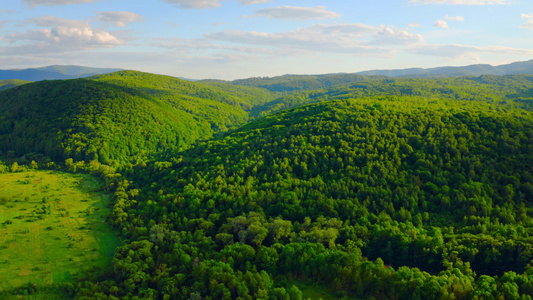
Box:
[0,170,119,293]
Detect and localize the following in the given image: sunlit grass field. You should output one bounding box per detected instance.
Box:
[0,170,119,295]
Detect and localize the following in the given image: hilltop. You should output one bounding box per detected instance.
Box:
[0,70,273,165]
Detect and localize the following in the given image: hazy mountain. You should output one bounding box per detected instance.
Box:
[356,59,533,77]
[207,60,533,94]
[0,65,123,81]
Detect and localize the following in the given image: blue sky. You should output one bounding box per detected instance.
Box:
[0,0,532,79]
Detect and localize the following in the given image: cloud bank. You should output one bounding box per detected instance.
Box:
[434,20,449,28]
[238,0,272,5]
[410,0,508,5]
[97,11,143,27]
[445,15,464,21]
[22,0,96,7]
[411,44,533,63]
[252,6,341,20]
[1,16,124,55]
[161,0,221,9]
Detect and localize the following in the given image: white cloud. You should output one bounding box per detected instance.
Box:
[22,0,96,7]
[520,13,533,28]
[28,15,88,28]
[371,26,424,45]
[161,0,221,9]
[151,37,280,56]
[445,15,464,21]
[411,44,533,61]
[521,19,533,29]
[0,9,15,14]
[7,27,123,47]
[408,22,420,28]
[252,6,341,20]
[238,0,272,5]
[434,20,449,28]
[0,21,10,30]
[410,0,508,4]
[204,23,407,55]
[2,16,124,55]
[97,11,144,27]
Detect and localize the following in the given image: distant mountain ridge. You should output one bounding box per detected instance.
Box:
[204,59,533,93]
[356,59,533,77]
[0,65,123,81]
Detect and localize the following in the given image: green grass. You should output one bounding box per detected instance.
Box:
[0,170,119,295]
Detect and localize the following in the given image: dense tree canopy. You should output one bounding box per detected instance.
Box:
[98,93,533,298]
[0,71,273,166]
[1,72,533,299]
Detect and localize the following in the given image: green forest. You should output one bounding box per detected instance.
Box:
[1,71,533,299]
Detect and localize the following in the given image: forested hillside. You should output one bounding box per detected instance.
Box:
[2,71,533,299]
[0,72,268,166]
[0,79,30,91]
[75,92,533,298]
[218,73,374,93]
[251,74,533,116]
[90,71,276,111]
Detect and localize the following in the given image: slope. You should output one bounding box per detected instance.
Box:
[251,74,533,117]
[89,70,272,119]
[86,92,533,299]
[0,78,217,165]
[0,79,31,91]
[0,70,275,165]
[213,60,533,96]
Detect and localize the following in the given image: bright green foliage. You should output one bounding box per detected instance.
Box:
[0,72,260,165]
[92,70,276,111]
[3,72,533,299]
[251,74,533,116]
[0,79,31,91]
[0,170,118,296]
[0,79,201,165]
[79,92,533,298]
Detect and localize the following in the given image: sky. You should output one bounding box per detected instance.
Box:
[0,0,532,80]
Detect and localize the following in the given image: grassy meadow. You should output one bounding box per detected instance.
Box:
[0,170,119,295]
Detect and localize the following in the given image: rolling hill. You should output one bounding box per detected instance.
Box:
[250,74,533,117]
[0,70,274,165]
[94,92,533,299]
[356,59,533,77]
[206,60,533,95]
[2,69,533,299]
